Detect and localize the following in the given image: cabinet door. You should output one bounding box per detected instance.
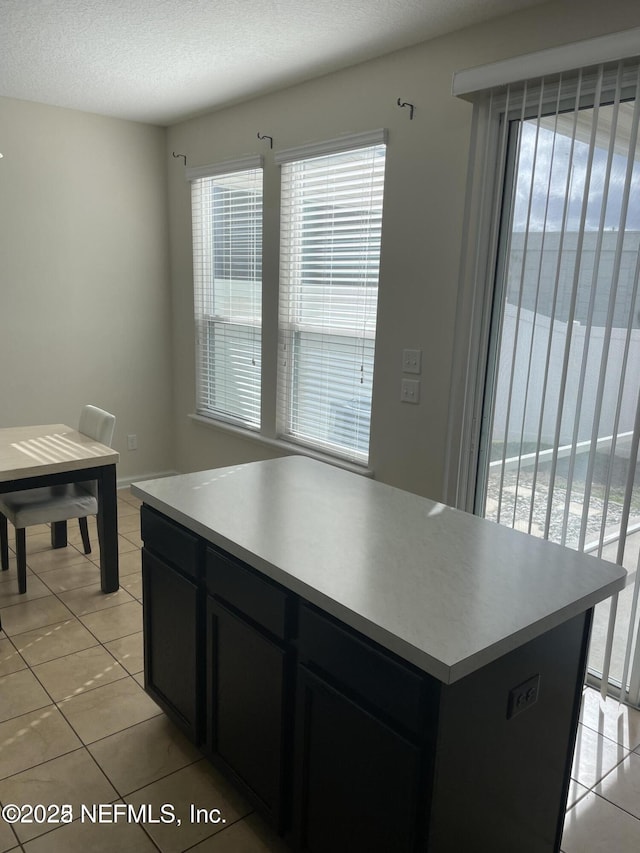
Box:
[142,549,201,741]
[206,596,290,829]
[294,666,422,853]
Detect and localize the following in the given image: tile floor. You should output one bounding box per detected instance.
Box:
[0,488,639,851]
[0,489,287,853]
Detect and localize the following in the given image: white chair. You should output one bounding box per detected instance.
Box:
[0,405,116,593]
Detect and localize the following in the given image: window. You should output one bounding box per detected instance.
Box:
[476,65,640,702]
[190,159,263,428]
[450,48,640,706]
[276,133,387,463]
[187,132,387,468]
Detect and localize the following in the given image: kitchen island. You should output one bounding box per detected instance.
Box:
[132,456,626,853]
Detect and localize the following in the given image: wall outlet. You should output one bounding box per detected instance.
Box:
[127,434,138,451]
[507,674,540,720]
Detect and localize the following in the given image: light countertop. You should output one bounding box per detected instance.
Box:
[132,456,626,684]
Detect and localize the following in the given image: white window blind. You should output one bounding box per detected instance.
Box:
[276,134,386,463]
[190,161,263,428]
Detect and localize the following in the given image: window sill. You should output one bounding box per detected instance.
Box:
[188,413,374,478]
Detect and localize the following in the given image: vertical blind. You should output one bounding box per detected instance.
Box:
[473,59,640,703]
[275,132,387,463]
[190,160,263,428]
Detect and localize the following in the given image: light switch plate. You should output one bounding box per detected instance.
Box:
[401,378,420,404]
[402,348,422,374]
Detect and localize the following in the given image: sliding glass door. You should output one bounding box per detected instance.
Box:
[475,65,640,703]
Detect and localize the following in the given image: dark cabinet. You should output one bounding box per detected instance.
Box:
[140,506,203,743]
[205,547,294,831]
[294,665,423,853]
[293,604,431,853]
[140,503,588,853]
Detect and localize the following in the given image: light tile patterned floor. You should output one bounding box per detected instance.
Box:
[0,488,639,852]
[0,489,287,853]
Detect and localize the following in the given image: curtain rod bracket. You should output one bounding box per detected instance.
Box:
[172,152,187,165]
[397,98,415,120]
[257,133,273,149]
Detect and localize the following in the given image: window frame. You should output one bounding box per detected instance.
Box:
[187,132,387,471]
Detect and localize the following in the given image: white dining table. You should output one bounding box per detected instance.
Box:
[0,424,120,594]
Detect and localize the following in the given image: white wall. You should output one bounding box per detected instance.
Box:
[165,0,640,500]
[0,96,174,482]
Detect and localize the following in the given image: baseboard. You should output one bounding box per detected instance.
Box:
[117,470,179,490]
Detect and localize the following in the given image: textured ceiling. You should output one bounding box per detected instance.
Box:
[0,0,546,125]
